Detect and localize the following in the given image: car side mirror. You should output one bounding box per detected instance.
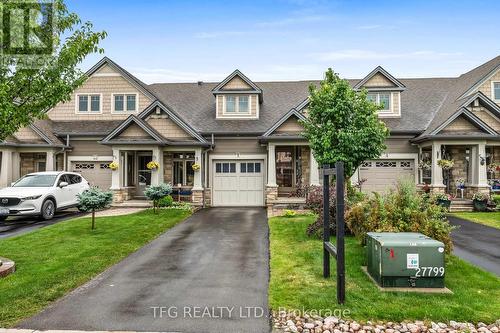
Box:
[59,181,69,188]
[10,182,16,187]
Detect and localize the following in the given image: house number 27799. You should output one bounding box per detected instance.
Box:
[415,266,444,277]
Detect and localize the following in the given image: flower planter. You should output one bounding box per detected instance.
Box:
[436,199,451,210]
[473,199,488,212]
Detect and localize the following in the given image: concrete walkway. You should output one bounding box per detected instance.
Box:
[448,215,500,276]
[18,208,270,333]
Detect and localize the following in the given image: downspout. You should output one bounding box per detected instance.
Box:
[201,134,216,208]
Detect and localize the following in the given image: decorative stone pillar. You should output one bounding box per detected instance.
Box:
[309,148,320,186]
[0,149,13,188]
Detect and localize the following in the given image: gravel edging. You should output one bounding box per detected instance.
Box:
[272,311,500,333]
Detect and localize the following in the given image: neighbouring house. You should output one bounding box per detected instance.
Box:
[1,56,500,212]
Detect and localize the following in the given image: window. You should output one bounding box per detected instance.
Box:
[225,95,250,114]
[215,162,236,173]
[240,162,261,173]
[375,161,397,167]
[113,94,137,112]
[68,174,82,184]
[77,94,101,112]
[367,92,391,112]
[173,152,195,186]
[493,82,500,100]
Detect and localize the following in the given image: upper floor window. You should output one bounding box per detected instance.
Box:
[225,95,250,114]
[493,82,500,100]
[77,94,101,113]
[113,94,138,112]
[367,92,391,112]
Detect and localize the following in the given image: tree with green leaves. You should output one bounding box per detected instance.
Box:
[144,183,173,213]
[0,0,107,140]
[301,68,389,178]
[77,188,113,230]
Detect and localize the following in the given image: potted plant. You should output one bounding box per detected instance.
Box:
[109,161,119,171]
[147,161,160,170]
[433,193,451,210]
[472,192,489,212]
[455,178,465,189]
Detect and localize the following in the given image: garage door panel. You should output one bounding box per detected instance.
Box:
[71,161,112,190]
[360,159,415,194]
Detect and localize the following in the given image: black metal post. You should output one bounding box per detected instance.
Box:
[335,161,346,304]
[323,163,330,278]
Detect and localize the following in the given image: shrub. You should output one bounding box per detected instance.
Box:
[282,209,297,218]
[77,187,113,230]
[492,194,500,208]
[157,195,174,207]
[144,183,173,213]
[346,180,455,254]
[472,192,488,202]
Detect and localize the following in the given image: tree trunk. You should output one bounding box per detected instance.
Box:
[91,210,95,230]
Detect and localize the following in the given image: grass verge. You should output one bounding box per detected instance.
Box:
[269,215,500,322]
[0,209,191,327]
[451,212,500,229]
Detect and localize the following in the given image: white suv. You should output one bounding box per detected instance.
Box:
[0,172,90,221]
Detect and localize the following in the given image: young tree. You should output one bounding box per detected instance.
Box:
[0,0,107,140]
[144,183,173,213]
[301,68,389,178]
[77,188,113,230]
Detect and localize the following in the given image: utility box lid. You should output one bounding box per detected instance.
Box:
[367,232,444,248]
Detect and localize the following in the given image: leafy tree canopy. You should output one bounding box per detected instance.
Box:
[0,0,107,140]
[301,68,389,178]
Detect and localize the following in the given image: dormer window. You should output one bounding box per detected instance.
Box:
[367,92,391,112]
[224,95,250,115]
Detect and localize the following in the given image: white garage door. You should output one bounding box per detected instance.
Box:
[71,161,112,190]
[359,159,415,193]
[212,160,264,206]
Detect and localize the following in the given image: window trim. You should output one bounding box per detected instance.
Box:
[75,93,103,114]
[491,81,500,101]
[367,92,392,113]
[111,93,139,113]
[223,95,252,115]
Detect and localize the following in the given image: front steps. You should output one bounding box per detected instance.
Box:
[449,199,474,212]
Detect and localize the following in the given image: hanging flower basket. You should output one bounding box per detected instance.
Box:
[437,159,454,170]
[147,161,160,170]
[192,163,201,171]
[109,161,119,171]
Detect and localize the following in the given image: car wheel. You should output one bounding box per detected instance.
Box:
[40,199,56,220]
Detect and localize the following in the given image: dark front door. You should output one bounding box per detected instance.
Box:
[276,146,294,195]
[136,154,152,196]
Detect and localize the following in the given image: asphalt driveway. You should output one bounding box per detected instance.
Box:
[19,207,270,333]
[448,215,500,276]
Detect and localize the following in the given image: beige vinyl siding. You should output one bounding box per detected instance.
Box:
[478,69,500,103]
[392,92,401,115]
[440,116,482,133]
[364,73,396,87]
[48,75,153,121]
[118,124,149,137]
[221,76,252,90]
[216,94,259,119]
[146,116,192,139]
[274,116,304,134]
[69,140,112,156]
[14,126,44,143]
[211,138,266,154]
[94,64,116,75]
[216,95,224,117]
[470,105,500,132]
[384,138,418,154]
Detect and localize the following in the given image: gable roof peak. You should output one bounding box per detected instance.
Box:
[212,69,263,98]
[354,65,406,91]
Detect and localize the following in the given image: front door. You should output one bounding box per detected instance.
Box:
[276,146,294,196]
[136,154,152,197]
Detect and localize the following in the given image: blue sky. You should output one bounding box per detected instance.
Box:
[69,0,500,83]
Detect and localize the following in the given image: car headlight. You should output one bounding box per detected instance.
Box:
[20,195,42,201]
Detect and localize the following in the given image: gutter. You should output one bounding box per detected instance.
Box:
[410,135,500,144]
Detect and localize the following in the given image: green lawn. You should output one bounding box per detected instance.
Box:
[451,212,500,229]
[269,215,500,323]
[0,209,191,327]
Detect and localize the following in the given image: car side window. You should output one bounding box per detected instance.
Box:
[57,174,70,186]
[68,174,82,185]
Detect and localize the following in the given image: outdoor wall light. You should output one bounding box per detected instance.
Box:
[480,155,486,166]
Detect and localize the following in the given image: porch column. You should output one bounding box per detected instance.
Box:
[267,143,277,186]
[309,149,320,186]
[46,150,55,171]
[151,146,164,186]
[12,151,20,181]
[431,142,444,187]
[110,148,121,190]
[477,143,489,187]
[0,149,13,188]
[193,147,203,190]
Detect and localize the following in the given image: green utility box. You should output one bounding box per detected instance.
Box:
[366,232,445,288]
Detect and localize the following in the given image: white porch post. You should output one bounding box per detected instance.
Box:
[110,148,121,190]
[193,147,203,190]
[431,142,444,187]
[309,149,320,186]
[477,143,489,187]
[46,150,55,171]
[12,151,20,181]
[0,149,13,188]
[267,143,277,186]
[470,146,478,185]
[151,146,164,186]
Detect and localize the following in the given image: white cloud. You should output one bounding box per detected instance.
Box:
[311,49,463,62]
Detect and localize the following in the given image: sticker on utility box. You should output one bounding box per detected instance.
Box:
[407,253,419,269]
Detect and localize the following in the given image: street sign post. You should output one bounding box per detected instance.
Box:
[322,161,346,304]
